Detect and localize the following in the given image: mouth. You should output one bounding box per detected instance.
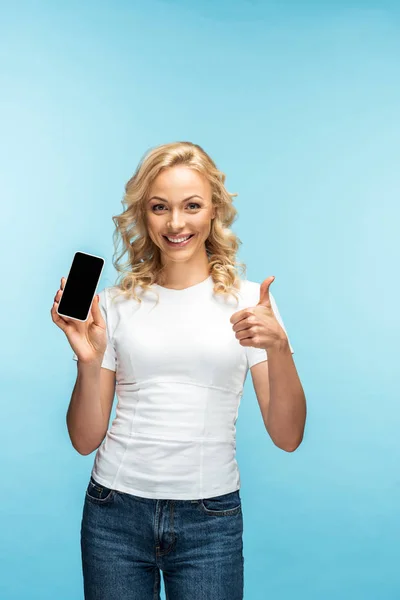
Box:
[162,234,195,248]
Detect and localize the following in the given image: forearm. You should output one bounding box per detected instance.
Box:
[266,340,306,452]
[66,360,107,455]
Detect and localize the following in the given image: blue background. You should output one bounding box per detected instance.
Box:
[1,1,399,598]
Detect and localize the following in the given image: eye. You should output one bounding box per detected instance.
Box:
[151,203,201,212]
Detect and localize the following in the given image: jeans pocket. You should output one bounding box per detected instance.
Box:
[200,490,242,516]
[85,476,116,504]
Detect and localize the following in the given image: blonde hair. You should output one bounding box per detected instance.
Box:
[111,141,246,304]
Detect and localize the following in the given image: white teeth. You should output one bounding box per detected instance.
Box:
[166,235,191,243]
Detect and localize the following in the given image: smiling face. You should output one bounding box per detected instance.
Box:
[145,165,216,267]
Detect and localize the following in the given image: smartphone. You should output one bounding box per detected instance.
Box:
[57,251,105,321]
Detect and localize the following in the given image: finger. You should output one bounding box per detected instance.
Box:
[235,326,254,340]
[233,313,256,331]
[60,277,66,290]
[91,295,105,327]
[238,337,254,347]
[230,309,253,326]
[233,319,254,333]
[51,301,69,331]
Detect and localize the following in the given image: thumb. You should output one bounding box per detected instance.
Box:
[91,294,105,327]
[257,276,275,307]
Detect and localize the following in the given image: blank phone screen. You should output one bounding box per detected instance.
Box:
[57,251,104,321]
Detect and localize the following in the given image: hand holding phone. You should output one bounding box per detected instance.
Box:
[51,251,107,364]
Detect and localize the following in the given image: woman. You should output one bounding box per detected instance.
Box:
[51,141,306,600]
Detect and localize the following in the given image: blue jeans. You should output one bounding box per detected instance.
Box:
[81,476,244,600]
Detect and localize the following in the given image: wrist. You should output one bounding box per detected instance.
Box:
[267,336,290,354]
[77,357,102,372]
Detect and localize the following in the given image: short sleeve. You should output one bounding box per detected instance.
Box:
[72,288,117,372]
[245,290,294,369]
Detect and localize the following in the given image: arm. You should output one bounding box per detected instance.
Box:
[66,360,116,455]
[231,277,306,452]
[250,340,306,452]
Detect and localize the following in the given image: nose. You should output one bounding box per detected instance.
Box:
[167,209,186,230]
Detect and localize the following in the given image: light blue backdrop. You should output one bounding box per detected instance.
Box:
[1,1,399,598]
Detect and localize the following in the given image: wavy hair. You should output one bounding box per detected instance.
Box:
[111,141,246,304]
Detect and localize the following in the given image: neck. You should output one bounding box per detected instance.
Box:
[157,253,211,290]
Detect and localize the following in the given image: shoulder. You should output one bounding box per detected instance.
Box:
[96,287,127,332]
[97,286,123,310]
[97,286,114,302]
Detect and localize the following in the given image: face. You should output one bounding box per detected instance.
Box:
[145,165,216,263]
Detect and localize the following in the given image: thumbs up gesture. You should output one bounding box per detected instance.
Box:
[230,276,288,350]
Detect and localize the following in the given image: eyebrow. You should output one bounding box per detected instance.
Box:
[148,194,203,203]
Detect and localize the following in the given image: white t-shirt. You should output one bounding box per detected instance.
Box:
[72,275,293,500]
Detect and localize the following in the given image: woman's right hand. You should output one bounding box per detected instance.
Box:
[51,277,107,364]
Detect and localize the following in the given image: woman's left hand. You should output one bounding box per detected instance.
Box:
[230,276,288,350]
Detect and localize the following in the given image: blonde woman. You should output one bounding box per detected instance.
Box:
[51,141,307,600]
